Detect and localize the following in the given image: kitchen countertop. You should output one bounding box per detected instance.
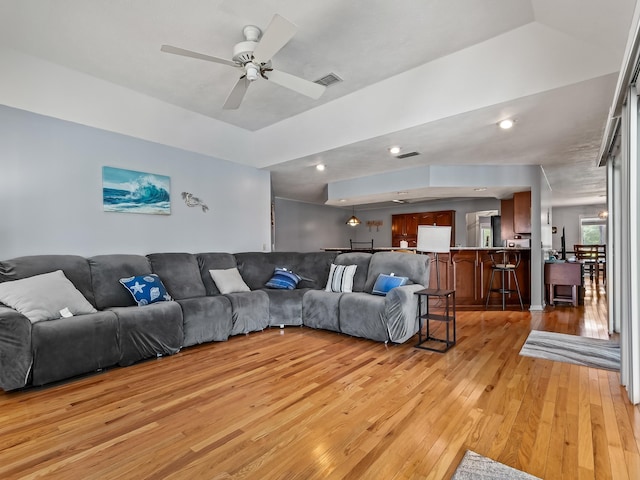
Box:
[323,246,531,252]
[451,247,531,251]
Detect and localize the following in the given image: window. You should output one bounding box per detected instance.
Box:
[580,217,607,245]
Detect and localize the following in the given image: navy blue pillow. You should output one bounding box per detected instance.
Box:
[265,267,302,290]
[119,274,173,306]
[372,273,409,295]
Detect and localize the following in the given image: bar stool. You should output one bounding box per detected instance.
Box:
[485,250,524,310]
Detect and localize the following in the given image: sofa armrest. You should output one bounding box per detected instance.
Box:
[384,284,424,343]
[0,306,33,391]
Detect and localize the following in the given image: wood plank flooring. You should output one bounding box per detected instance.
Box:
[0,281,638,479]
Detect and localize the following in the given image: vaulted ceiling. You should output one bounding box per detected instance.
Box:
[0,0,635,207]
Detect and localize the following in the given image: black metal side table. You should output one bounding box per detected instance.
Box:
[414,288,456,352]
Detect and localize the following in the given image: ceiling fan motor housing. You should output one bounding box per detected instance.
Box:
[232,24,262,64]
[232,40,257,64]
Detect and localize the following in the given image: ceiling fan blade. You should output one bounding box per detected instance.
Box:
[223,76,251,109]
[160,45,238,68]
[251,14,297,63]
[266,69,326,100]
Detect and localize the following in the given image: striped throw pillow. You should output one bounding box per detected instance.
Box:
[325,264,357,293]
[265,267,302,290]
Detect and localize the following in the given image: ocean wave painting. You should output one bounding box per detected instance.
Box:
[102,166,171,215]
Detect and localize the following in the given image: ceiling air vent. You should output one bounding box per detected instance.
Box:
[314,72,343,87]
[396,151,420,159]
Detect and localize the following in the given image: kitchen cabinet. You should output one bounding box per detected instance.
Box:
[500,198,514,241]
[450,250,478,304]
[424,248,531,308]
[500,190,531,238]
[391,213,419,247]
[427,253,451,291]
[391,210,455,247]
[513,191,531,234]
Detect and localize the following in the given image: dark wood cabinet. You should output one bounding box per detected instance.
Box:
[391,214,418,247]
[501,191,531,238]
[500,198,515,241]
[451,250,479,304]
[427,253,451,291]
[426,249,531,308]
[391,210,455,247]
[513,191,531,234]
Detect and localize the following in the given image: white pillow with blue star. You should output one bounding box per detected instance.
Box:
[119,274,173,306]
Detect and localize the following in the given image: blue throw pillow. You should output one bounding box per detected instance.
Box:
[265,267,302,290]
[119,274,173,306]
[372,273,409,295]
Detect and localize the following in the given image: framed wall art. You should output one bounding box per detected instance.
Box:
[102,166,171,215]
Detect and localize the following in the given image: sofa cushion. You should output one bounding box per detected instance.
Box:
[147,253,206,300]
[108,301,183,366]
[334,252,372,292]
[325,264,357,293]
[282,252,338,289]
[31,310,120,386]
[338,285,423,344]
[364,252,430,293]
[302,290,342,332]
[224,291,269,335]
[196,253,238,295]
[263,288,307,326]
[338,293,389,342]
[177,296,233,347]
[0,306,33,391]
[0,270,97,323]
[89,254,153,309]
[0,254,96,307]
[119,274,172,306]
[234,252,337,290]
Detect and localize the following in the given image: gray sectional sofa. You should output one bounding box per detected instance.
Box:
[0,250,430,391]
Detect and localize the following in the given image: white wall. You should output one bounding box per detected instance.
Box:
[273,198,352,252]
[551,204,607,252]
[0,105,271,258]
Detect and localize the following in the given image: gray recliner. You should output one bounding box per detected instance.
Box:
[338,252,430,343]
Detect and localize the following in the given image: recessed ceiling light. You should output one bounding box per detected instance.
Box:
[339,199,346,203]
[499,119,514,129]
[389,146,401,155]
[316,164,325,171]
[474,187,487,192]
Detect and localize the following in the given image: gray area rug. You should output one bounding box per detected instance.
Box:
[520,330,620,371]
[452,450,540,479]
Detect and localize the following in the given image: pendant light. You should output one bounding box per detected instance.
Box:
[346,206,361,226]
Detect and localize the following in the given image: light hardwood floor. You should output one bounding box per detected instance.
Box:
[0,282,638,479]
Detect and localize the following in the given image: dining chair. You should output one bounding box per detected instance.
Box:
[574,244,605,283]
[350,239,374,253]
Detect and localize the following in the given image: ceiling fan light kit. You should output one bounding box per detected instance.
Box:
[160,14,326,109]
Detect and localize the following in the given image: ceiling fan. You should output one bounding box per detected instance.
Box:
[161,14,326,109]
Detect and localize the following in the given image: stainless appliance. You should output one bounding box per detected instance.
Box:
[491,215,502,247]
